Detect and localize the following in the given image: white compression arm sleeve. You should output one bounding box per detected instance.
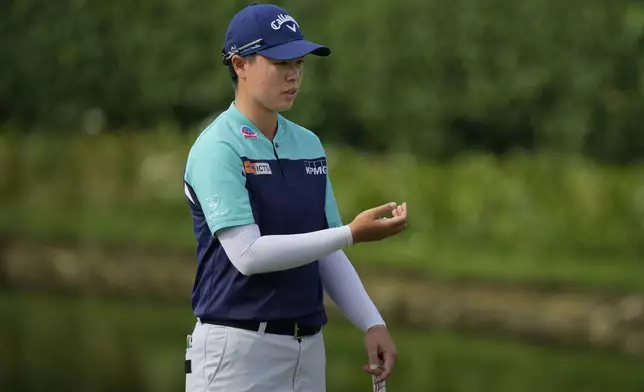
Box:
[216,223,353,276]
[319,250,385,332]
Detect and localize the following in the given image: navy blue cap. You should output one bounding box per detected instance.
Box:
[222,3,331,64]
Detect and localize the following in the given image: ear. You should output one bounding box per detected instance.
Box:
[231,55,247,80]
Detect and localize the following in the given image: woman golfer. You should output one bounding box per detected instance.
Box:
[183,3,408,391]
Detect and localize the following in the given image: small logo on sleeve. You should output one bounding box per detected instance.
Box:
[244,161,272,175]
[304,159,328,175]
[207,194,219,210]
[241,126,258,139]
[206,194,228,220]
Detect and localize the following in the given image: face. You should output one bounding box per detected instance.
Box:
[233,54,305,112]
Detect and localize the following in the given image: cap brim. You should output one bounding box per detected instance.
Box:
[258,40,331,61]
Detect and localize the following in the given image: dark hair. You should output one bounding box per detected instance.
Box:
[225,54,256,89]
[227,62,239,88]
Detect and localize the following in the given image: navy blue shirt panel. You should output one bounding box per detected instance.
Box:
[185,157,330,326]
[183,104,343,327]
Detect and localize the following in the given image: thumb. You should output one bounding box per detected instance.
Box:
[368,202,398,219]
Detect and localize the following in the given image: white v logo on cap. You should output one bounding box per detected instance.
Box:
[287,24,297,32]
[271,14,299,31]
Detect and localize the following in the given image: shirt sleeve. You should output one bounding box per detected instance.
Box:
[185,138,255,235]
[325,171,344,228]
[319,250,386,332]
[216,223,353,276]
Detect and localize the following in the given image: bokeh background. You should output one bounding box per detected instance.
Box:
[2,0,644,391]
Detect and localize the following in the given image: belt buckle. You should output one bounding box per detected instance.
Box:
[294,323,300,338]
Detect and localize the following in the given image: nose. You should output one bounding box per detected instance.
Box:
[285,62,302,81]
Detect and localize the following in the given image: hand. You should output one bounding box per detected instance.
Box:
[363,325,398,383]
[348,202,407,244]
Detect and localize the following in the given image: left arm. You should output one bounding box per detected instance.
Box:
[319,249,385,332]
[319,248,398,383]
[321,153,399,383]
[320,154,385,331]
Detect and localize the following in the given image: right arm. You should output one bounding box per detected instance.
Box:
[185,138,406,276]
[216,223,353,276]
[217,199,406,275]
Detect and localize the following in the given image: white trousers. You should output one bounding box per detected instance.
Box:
[185,319,326,392]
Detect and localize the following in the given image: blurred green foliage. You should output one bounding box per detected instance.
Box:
[2,290,644,392]
[3,131,644,292]
[2,0,644,162]
[4,2,644,389]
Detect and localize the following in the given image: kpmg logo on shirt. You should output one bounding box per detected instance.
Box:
[304,159,327,175]
[244,161,272,175]
[241,126,258,139]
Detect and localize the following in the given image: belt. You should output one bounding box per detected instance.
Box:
[199,318,322,338]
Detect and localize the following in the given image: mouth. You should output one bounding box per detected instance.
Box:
[284,88,298,97]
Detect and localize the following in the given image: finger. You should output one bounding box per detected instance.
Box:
[364,363,382,375]
[369,202,398,219]
[400,202,407,219]
[366,344,381,374]
[389,224,407,237]
[376,351,396,382]
[377,214,406,228]
[388,221,408,236]
[392,208,399,217]
[393,204,407,225]
[395,221,407,232]
[376,222,406,238]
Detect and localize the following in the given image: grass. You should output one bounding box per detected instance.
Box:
[3,131,644,293]
[3,199,644,294]
[1,289,643,392]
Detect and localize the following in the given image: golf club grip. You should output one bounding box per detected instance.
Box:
[372,375,387,391]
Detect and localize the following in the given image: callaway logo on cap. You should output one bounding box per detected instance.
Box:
[222,3,331,64]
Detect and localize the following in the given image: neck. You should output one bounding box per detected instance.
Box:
[234,89,278,141]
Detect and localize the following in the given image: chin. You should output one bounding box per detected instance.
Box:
[273,100,295,112]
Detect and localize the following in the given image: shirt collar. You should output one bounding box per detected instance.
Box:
[227,101,286,144]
